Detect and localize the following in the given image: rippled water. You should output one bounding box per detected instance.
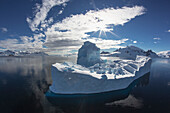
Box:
[0,57,170,113]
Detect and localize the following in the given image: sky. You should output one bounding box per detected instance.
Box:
[0,0,170,55]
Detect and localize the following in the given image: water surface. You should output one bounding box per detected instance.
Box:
[0,57,170,113]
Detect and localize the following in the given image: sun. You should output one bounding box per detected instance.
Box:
[98,26,120,38]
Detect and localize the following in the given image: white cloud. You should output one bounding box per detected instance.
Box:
[44,6,145,51]
[1,27,8,33]
[0,33,46,51]
[167,30,170,32]
[84,38,128,49]
[46,6,145,37]
[153,37,161,40]
[168,82,170,86]
[0,5,145,54]
[27,0,69,31]
[133,41,137,43]
[153,37,161,44]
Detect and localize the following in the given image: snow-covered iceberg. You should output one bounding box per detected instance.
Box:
[49,41,152,94]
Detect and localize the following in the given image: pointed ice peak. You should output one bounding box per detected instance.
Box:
[77,41,100,67]
[83,41,100,50]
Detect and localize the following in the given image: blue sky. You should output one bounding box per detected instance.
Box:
[0,0,170,55]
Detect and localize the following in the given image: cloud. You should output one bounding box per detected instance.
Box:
[27,0,69,31]
[83,38,128,49]
[46,6,145,35]
[44,6,145,51]
[167,30,170,32]
[153,37,161,40]
[0,5,145,54]
[44,39,83,48]
[43,38,128,55]
[168,82,170,86]
[153,37,161,44]
[1,27,8,33]
[133,41,137,43]
[0,33,46,51]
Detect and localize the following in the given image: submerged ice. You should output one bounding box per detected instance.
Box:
[50,41,152,94]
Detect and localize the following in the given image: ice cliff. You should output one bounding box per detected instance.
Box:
[77,41,100,67]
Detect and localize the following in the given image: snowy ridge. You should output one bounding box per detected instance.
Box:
[158,51,170,58]
[101,46,158,59]
[0,50,48,56]
[50,56,151,94]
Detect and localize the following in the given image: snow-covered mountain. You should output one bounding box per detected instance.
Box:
[0,50,48,56]
[158,51,170,58]
[101,46,158,60]
[101,51,110,54]
[0,50,15,56]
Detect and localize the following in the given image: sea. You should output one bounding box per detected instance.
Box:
[0,56,170,113]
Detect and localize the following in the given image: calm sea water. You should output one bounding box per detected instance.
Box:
[0,56,170,113]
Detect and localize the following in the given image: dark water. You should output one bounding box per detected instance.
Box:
[0,57,170,113]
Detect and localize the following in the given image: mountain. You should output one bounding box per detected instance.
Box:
[0,50,15,56]
[101,51,110,54]
[158,51,170,58]
[101,46,158,60]
[0,50,48,56]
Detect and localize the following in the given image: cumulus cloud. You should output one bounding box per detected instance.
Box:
[1,27,8,33]
[46,6,145,39]
[153,37,161,44]
[44,39,83,48]
[133,41,137,43]
[0,33,46,52]
[0,5,145,54]
[44,6,145,51]
[27,0,69,31]
[153,37,161,40]
[83,38,128,49]
[0,39,19,49]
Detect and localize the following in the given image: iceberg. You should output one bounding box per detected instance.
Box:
[77,41,101,67]
[49,41,152,94]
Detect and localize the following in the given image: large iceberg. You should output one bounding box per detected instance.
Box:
[77,41,100,67]
[49,41,152,94]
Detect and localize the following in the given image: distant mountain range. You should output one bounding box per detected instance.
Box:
[101,46,163,59]
[157,51,170,58]
[0,50,48,56]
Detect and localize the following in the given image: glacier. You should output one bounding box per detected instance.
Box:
[49,41,152,94]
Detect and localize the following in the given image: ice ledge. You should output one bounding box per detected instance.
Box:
[49,56,152,94]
